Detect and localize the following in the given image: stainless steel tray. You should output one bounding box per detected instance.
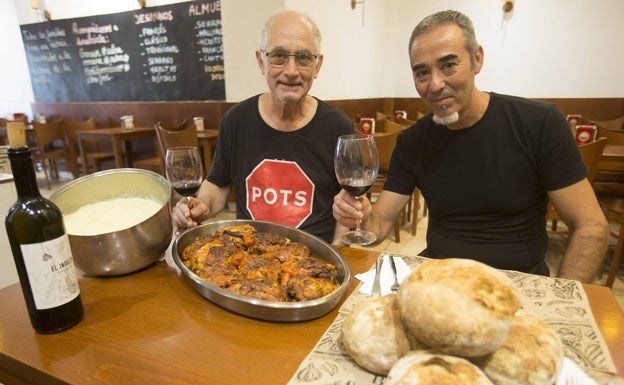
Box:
[171,220,351,322]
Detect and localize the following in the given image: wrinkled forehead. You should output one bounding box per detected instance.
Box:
[410,24,466,63]
[264,17,318,52]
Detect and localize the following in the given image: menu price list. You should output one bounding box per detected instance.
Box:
[20,0,225,102]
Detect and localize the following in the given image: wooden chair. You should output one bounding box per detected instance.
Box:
[133,120,190,175]
[592,115,624,132]
[546,137,607,234]
[31,117,69,189]
[373,117,407,134]
[396,116,416,126]
[156,122,199,155]
[592,126,624,188]
[384,119,407,134]
[64,118,114,177]
[375,111,391,121]
[159,119,189,131]
[596,196,624,288]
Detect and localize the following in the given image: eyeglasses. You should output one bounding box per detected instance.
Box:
[261,50,319,69]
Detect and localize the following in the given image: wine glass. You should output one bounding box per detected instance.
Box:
[334,134,379,245]
[165,146,204,202]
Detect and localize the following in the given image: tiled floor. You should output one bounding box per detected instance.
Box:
[38,171,624,312]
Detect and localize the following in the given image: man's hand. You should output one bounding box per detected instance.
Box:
[173,197,208,230]
[332,189,372,228]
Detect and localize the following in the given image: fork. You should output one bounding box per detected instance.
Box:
[388,255,400,293]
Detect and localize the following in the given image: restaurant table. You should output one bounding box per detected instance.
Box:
[197,129,218,172]
[0,247,622,385]
[75,126,156,171]
[599,143,624,171]
[0,125,36,147]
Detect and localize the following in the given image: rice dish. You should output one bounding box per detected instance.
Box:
[64,196,162,235]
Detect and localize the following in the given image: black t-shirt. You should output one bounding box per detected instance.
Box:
[384,93,586,271]
[208,95,354,243]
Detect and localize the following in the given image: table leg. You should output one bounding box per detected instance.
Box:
[112,139,124,168]
[125,141,133,167]
[78,138,89,175]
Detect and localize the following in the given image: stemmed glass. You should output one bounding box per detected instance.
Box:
[334,134,379,245]
[165,146,204,202]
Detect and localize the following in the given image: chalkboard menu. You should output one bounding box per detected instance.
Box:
[20,0,225,102]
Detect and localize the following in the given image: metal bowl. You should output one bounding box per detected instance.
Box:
[49,168,173,276]
[172,220,351,322]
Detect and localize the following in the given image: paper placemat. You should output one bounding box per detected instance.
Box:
[288,254,619,385]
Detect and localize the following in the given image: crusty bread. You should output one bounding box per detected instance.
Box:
[386,350,494,385]
[341,294,414,375]
[397,258,521,357]
[472,311,563,385]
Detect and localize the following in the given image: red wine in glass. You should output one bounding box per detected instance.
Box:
[339,178,374,197]
[165,146,204,202]
[172,181,201,198]
[334,134,379,245]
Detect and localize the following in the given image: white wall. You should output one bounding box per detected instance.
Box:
[1,0,623,119]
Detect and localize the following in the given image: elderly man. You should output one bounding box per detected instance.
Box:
[174,11,353,244]
[332,10,609,281]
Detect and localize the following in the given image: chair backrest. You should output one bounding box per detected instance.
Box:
[578,136,607,183]
[592,115,624,132]
[373,130,401,173]
[157,119,189,131]
[596,125,624,145]
[384,119,407,133]
[32,117,66,148]
[64,117,97,148]
[375,111,391,121]
[396,116,416,126]
[156,123,199,157]
[374,117,407,134]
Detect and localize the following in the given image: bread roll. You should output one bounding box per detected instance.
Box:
[341,294,414,375]
[472,311,563,385]
[397,258,520,357]
[386,350,494,385]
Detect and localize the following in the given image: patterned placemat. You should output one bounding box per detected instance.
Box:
[288,254,620,385]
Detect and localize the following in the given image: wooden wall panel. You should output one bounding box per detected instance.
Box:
[32,97,624,131]
[536,98,624,122]
[29,97,623,164]
[325,98,388,122]
[31,101,235,130]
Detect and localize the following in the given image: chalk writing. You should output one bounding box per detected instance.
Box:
[20,1,225,101]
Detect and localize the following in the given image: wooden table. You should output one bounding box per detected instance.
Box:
[599,143,624,172]
[0,247,622,385]
[197,129,218,172]
[76,126,156,171]
[0,125,36,147]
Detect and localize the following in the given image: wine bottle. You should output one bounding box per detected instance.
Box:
[4,124,83,334]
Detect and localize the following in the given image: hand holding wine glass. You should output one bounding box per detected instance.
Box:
[165,146,204,203]
[334,134,379,245]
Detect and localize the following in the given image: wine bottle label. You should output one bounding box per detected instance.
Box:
[20,234,81,310]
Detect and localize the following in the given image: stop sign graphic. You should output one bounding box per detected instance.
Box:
[246,159,315,228]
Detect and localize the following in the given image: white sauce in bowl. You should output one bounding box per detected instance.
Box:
[64,197,162,236]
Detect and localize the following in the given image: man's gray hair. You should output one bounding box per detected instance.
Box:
[258,11,322,52]
[408,10,478,67]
